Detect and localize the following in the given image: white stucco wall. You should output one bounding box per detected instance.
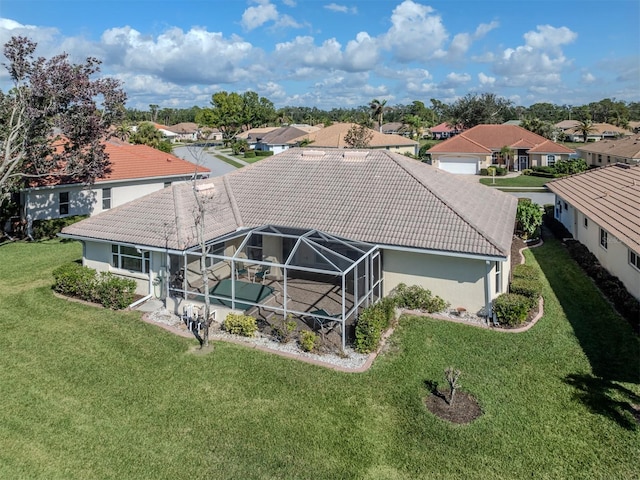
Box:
[555,194,640,301]
[24,178,192,221]
[382,248,508,314]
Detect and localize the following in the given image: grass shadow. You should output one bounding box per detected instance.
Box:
[531,230,639,384]
[564,373,639,431]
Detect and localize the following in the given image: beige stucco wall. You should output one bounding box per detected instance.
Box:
[555,194,640,301]
[382,248,508,314]
[380,145,418,156]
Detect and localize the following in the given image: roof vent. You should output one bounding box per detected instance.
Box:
[301,149,326,158]
[342,151,369,161]
[195,182,215,191]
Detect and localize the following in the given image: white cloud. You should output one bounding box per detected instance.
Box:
[282,0,297,6]
[324,3,357,14]
[445,72,471,85]
[478,72,496,86]
[581,72,596,84]
[241,0,279,31]
[380,0,448,62]
[100,26,257,84]
[523,25,577,51]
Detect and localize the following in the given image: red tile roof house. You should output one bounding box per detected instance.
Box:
[60,148,517,349]
[430,122,464,140]
[547,163,640,301]
[427,124,575,174]
[21,139,210,221]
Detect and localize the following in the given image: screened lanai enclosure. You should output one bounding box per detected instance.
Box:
[168,226,382,349]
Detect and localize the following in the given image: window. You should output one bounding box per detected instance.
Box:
[102,188,111,210]
[584,217,588,228]
[59,192,69,215]
[111,244,150,273]
[600,229,608,250]
[547,155,556,167]
[630,250,640,271]
[598,154,602,163]
[563,202,568,210]
[495,261,502,294]
[246,234,263,260]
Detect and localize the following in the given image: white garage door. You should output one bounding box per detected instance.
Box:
[439,157,478,174]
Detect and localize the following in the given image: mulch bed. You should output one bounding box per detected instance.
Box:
[425,389,483,424]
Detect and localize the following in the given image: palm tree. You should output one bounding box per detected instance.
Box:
[113,122,132,142]
[404,114,424,139]
[574,119,596,143]
[369,99,388,132]
[499,145,514,171]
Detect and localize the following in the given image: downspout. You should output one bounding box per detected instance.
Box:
[484,260,492,324]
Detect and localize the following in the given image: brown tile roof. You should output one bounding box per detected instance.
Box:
[236,127,279,140]
[547,163,640,252]
[289,123,418,148]
[428,124,574,154]
[575,135,640,161]
[257,125,320,145]
[555,120,632,136]
[62,148,516,257]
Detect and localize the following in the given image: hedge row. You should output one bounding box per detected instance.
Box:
[354,297,396,354]
[52,263,136,310]
[493,293,531,326]
[33,215,88,240]
[392,283,449,313]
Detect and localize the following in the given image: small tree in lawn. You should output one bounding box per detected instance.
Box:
[444,367,462,406]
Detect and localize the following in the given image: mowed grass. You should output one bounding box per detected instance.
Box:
[479,175,551,187]
[0,238,638,479]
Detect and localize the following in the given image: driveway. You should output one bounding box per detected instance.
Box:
[173,146,238,177]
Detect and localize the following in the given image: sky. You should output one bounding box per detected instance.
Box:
[0,0,638,111]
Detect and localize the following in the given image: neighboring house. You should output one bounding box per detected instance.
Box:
[629,121,640,134]
[167,122,200,142]
[151,122,180,141]
[380,122,405,135]
[61,148,516,346]
[430,122,463,140]
[555,120,631,142]
[427,124,574,174]
[576,135,640,167]
[254,125,320,154]
[237,127,280,149]
[547,163,640,301]
[289,123,419,156]
[22,139,210,221]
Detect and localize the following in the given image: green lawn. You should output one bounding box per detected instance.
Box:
[479,175,551,187]
[214,154,245,169]
[0,238,638,479]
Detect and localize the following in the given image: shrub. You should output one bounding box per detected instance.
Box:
[354,297,396,354]
[53,262,97,298]
[299,331,319,352]
[254,150,274,157]
[493,293,531,326]
[33,215,88,240]
[244,150,256,158]
[272,315,297,343]
[512,264,540,281]
[516,198,543,240]
[509,278,542,308]
[93,272,136,310]
[392,283,449,313]
[521,169,533,176]
[533,165,555,174]
[495,166,507,176]
[224,313,257,337]
[479,168,489,176]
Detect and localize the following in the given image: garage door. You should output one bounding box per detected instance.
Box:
[439,157,478,174]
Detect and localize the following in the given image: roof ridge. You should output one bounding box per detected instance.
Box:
[456,133,493,152]
[223,175,244,227]
[172,184,190,250]
[388,153,509,256]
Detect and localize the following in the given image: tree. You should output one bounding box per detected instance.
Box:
[369,99,389,132]
[444,367,461,406]
[404,114,424,139]
[520,117,555,140]
[344,124,373,148]
[447,93,514,129]
[574,119,596,143]
[516,198,543,240]
[130,122,172,152]
[195,90,275,144]
[0,36,126,200]
[499,145,514,171]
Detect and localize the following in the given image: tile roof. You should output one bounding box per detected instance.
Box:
[428,124,574,154]
[62,148,516,257]
[430,122,462,133]
[575,135,640,161]
[257,125,320,145]
[547,164,640,252]
[555,120,632,136]
[288,123,418,148]
[29,139,210,188]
